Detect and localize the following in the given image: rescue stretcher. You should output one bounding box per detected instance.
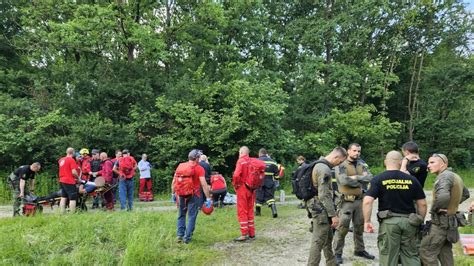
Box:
[21,176,117,216]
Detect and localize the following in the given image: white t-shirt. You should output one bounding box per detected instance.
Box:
[138,160,151,179]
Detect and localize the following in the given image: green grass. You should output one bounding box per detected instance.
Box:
[0,207,240,265]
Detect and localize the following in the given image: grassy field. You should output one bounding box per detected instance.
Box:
[0,207,240,265]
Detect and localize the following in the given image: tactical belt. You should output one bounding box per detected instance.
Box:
[342,194,362,201]
[377,210,409,221]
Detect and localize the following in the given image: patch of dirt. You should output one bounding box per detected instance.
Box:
[213,189,474,266]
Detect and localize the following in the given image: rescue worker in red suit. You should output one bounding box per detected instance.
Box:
[233,146,256,241]
[98,152,114,210]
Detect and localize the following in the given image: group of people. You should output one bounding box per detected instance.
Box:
[7,147,156,215]
[298,141,470,266]
[7,141,472,266]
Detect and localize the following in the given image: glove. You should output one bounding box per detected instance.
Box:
[205,198,212,208]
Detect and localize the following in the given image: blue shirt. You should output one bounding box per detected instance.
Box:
[138,160,152,179]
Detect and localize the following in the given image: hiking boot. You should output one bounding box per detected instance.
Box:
[354,250,375,260]
[270,204,278,218]
[248,235,256,240]
[255,206,261,216]
[233,235,249,242]
[176,237,183,243]
[335,254,343,264]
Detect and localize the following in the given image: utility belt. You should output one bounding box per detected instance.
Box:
[431,211,467,227]
[377,210,424,226]
[341,194,362,202]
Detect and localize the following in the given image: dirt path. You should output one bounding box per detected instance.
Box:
[214,189,474,266]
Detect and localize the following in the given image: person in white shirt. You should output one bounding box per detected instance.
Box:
[138,154,152,194]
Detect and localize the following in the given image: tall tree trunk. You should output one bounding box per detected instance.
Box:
[407,51,424,141]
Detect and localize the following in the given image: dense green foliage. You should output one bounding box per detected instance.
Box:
[0,1,472,184]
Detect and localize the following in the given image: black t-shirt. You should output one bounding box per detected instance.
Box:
[366,170,425,214]
[407,159,428,188]
[14,165,36,181]
[199,161,212,185]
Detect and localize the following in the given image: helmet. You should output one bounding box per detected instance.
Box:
[201,201,214,215]
[79,148,89,156]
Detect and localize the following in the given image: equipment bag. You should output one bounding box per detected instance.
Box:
[245,158,266,190]
[173,162,195,197]
[210,174,227,192]
[294,160,332,201]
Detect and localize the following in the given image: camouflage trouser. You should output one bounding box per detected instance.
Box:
[333,198,365,255]
[378,217,420,266]
[420,224,453,266]
[9,176,21,216]
[307,199,336,266]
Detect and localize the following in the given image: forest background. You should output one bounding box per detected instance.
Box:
[0,0,472,196]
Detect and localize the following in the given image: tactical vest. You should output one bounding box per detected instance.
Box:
[432,170,463,215]
[338,161,364,196]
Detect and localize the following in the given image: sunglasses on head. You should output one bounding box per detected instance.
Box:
[431,153,447,164]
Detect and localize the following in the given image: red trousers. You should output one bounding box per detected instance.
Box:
[139,178,152,193]
[236,185,256,237]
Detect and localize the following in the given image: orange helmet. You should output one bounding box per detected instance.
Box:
[201,201,214,215]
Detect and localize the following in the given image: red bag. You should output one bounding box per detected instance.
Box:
[120,157,135,177]
[173,162,195,197]
[245,158,266,190]
[211,174,227,192]
[23,204,37,216]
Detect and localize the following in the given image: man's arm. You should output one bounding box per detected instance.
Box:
[431,177,452,211]
[363,195,375,233]
[356,163,373,183]
[335,165,360,188]
[19,179,26,197]
[415,199,427,218]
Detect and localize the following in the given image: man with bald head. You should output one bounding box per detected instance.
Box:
[58,147,80,213]
[363,151,427,265]
[420,153,470,265]
[232,146,258,241]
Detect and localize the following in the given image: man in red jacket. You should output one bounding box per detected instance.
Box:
[113,149,137,211]
[233,146,256,241]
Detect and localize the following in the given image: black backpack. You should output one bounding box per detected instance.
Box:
[294,160,332,201]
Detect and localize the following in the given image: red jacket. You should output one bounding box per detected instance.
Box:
[80,155,91,180]
[98,159,114,184]
[233,154,250,188]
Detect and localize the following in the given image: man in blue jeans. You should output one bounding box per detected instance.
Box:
[113,149,137,211]
[172,149,211,244]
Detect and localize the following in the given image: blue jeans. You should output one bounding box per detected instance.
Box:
[177,195,201,243]
[119,178,134,210]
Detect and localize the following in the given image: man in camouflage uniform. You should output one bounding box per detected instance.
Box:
[8,163,41,216]
[420,153,470,265]
[333,143,375,264]
[307,147,347,266]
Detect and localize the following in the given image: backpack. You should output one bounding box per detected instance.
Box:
[173,162,195,197]
[294,160,332,201]
[245,158,267,190]
[120,157,135,176]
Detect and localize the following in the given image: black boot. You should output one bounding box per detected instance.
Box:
[255,206,261,216]
[270,204,278,218]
